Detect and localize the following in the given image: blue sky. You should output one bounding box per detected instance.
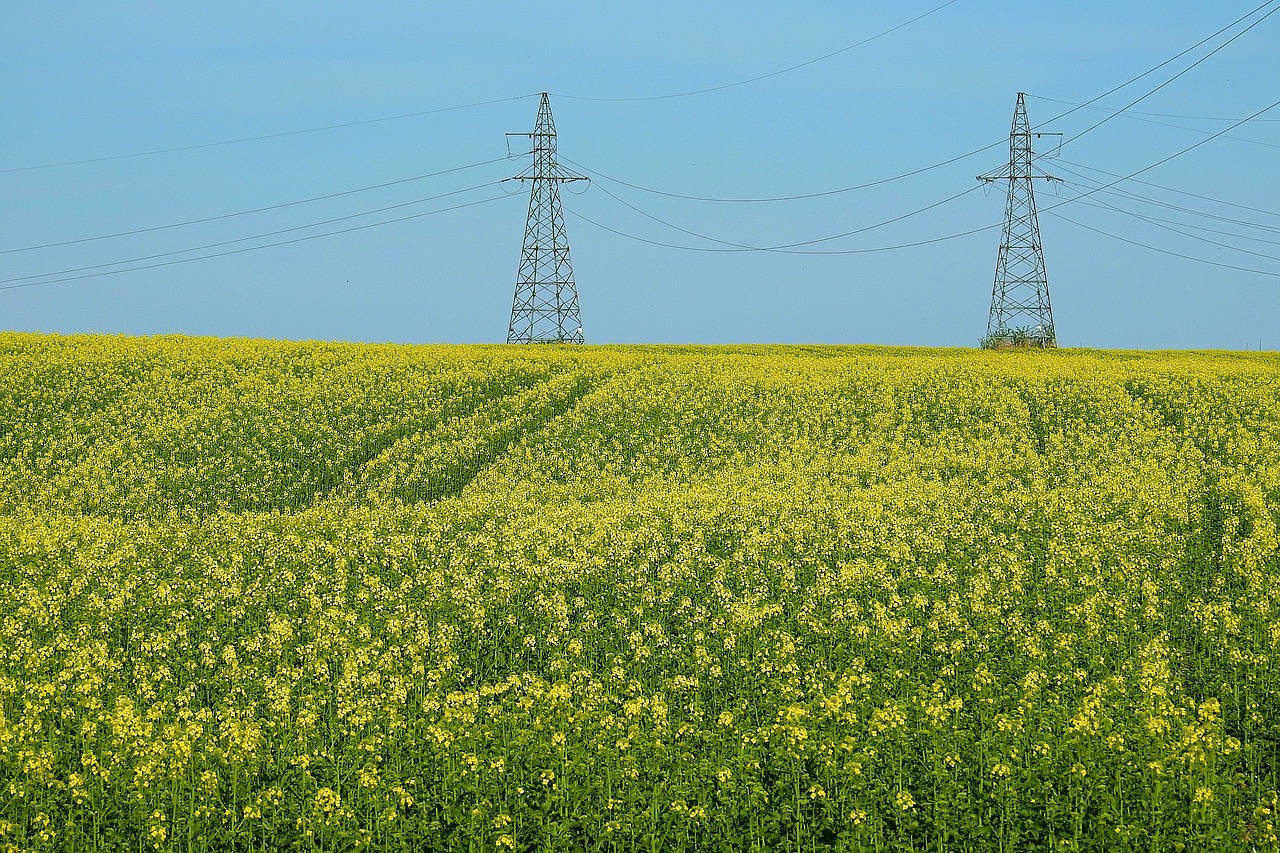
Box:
[3,1,1278,348]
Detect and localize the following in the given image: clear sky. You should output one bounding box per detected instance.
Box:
[3,1,1278,348]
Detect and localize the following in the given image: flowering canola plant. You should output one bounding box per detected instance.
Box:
[0,333,1278,851]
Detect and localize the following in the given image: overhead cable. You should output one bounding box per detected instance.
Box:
[1051,158,1280,222]
[1066,187,1280,245]
[567,208,997,256]
[2,156,513,254]
[552,0,963,102]
[2,95,539,173]
[1,195,518,291]
[558,144,1003,203]
[1052,165,1280,236]
[1029,95,1280,122]
[1045,210,1280,278]
[2,181,505,285]
[1043,98,1280,214]
[1065,191,1280,261]
[1027,0,1280,137]
[556,3,1280,204]
[1055,0,1280,149]
[588,180,984,251]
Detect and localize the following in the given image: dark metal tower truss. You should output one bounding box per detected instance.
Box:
[979,93,1060,348]
[506,93,588,344]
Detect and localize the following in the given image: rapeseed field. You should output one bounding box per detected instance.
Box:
[1,333,1278,851]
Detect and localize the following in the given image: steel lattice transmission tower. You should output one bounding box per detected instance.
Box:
[978,93,1061,348]
[505,93,588,344]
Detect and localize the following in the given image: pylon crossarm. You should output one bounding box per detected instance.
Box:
[977,174,1061,183]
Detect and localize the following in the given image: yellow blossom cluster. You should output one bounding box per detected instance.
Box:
[0,333,1277,851]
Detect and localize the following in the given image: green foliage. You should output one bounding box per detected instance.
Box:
[981,324,1056,349]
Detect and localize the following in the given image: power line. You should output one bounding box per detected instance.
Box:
[570,97,1280,263]
[1028,95,1280,122]
[2,3,967,178]
[1055,103,1280,150]
[1051,164,1280,236]
[1029,0,1280,139]
[551,0,963,103]
[1,157,512,254]
[588,180,984,251]
[2,95,539,174]
[1056,0,1280,150]
[569,101,1280,259]
[6,3,1277,308]
[2,181,505,285]
[554,4,1280,207]
[2,4,967,179]
[1065,191,1280,261]
[1046,209,1280,278]
[1065,188,1280,247]
[576,103,1280,258]
[1052,158,1280,222]
[568,206,997,255]
[1,195,518,292]
[1043,97,1280,215]
[559,143,1003,203]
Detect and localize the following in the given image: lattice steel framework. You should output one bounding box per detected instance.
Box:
[979,93,1059,347]
[506,93,588,344]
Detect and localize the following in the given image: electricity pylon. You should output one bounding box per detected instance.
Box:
[978,93,1061,348]
[505,93,588,344]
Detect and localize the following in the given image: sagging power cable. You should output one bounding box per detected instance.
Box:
[1,195,519,291]
[2,157,513,255]
[2,95,539,174]
[2,181,506,285]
